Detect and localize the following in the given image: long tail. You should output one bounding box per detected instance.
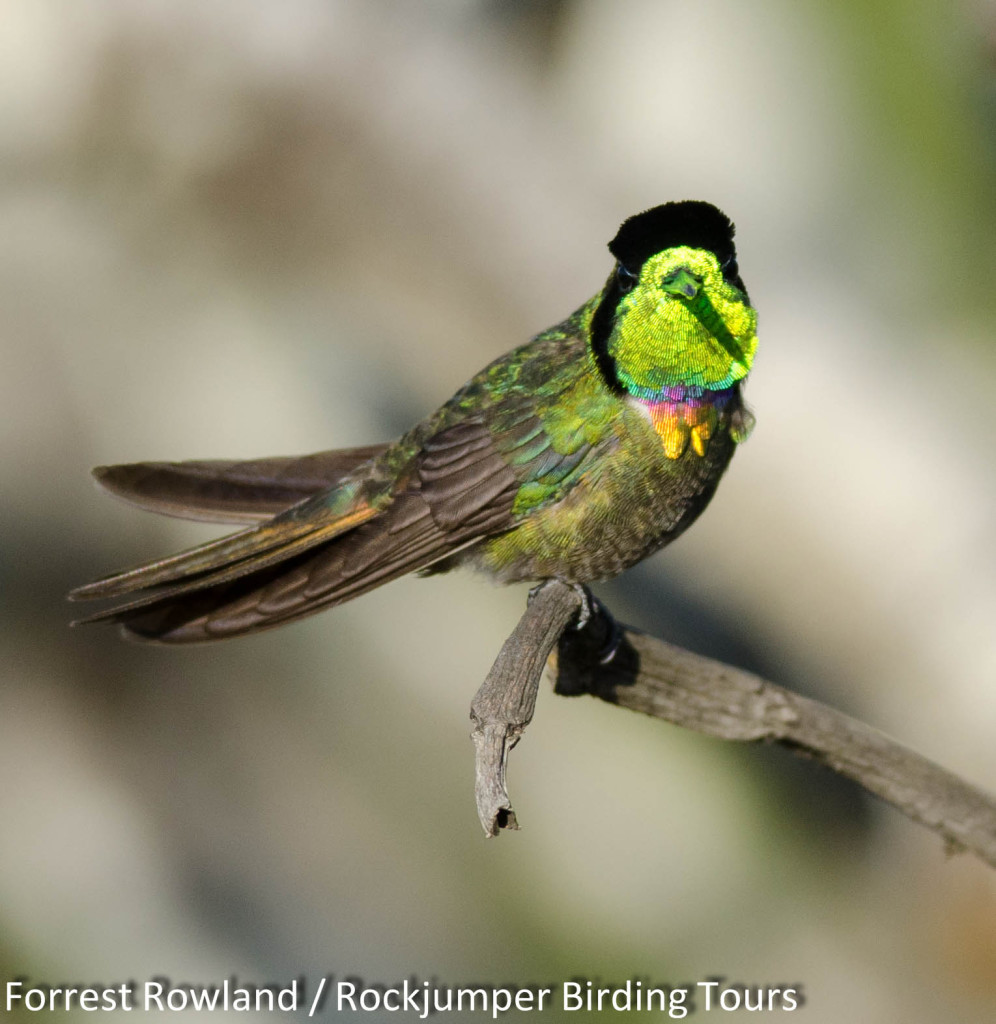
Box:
[70,477,378,632]
[72,491,498,643]
[70,421,521,643]
[89,445,388,524]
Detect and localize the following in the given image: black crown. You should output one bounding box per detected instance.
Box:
[608,200,736,272]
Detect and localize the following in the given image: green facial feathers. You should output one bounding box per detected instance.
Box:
[593,202,757,395]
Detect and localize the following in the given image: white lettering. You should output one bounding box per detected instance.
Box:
[517,988,541,1011]
[337,981,357,1011]
[144,980,164,1010]
[698,979,719,1010]
[456,988,488,1012]
[671,983,687,1015]
[612,981,632,1011]
[278,981,298,1011]
[166,988,188,1011]
[188,986,221,1011]
[669,987,688,1020]
[492,988,512,1016]
[402,979,420,1013]
[6,982,22,1011]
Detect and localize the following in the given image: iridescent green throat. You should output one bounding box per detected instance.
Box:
[604,246,758,395]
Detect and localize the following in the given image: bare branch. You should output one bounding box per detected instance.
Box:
[473,580,996,869]
[469,581,582,836]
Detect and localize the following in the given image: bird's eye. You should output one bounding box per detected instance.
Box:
[721,255,739,281]
[616,264,638,293]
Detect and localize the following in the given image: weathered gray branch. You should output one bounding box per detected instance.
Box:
[471,580,996,870]
[469,581,580,835]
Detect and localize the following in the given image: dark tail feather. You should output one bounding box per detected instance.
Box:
[69,491,378,604]
[104,493,487,643]
[92,445,389,524]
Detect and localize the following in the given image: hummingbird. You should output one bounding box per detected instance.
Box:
[70,201,758,643]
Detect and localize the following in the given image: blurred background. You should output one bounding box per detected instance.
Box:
[2,0,996,1019]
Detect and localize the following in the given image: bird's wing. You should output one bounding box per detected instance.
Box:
[70,327,618,643]
[91,445,389,524]
[72,392,613,642]
[70,415,520,640]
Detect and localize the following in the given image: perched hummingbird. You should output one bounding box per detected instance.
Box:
[71,201,758,643]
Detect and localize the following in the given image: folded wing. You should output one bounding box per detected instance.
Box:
[71,422,523,643]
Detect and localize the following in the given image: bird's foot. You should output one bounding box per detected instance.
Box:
[527,581,620,663]
[570,585,623,664]
[595,609,623,664]
[570,583,596,631]
[528,580,594,628]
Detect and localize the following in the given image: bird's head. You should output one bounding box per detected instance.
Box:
[591,201,758,396]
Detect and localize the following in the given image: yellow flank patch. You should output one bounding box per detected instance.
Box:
[690,421,711,456]
[646,402,718,461]
[659,422,689,459]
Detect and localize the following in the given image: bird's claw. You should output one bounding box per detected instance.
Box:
[571,585,623,664]
[530,581,620,663]
[569,583,595,631]
[597,614,623,664]
[528,580,596,629]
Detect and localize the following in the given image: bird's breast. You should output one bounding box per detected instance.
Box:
[472,390,740,584]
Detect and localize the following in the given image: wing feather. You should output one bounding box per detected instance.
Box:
[72,351,612,644]
[78,419,521,642]
[92,445,388,524]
